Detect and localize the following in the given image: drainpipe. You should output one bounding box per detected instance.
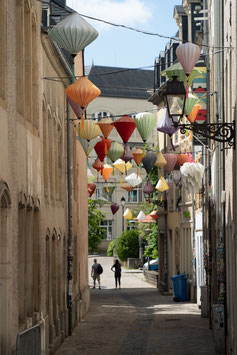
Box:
[67,99,73,336]
[163,134,168,291]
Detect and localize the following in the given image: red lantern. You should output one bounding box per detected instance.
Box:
[113,115,136,144]
[88,183,96,197]
[94,137,111,162]
[93,158,104,182]
[111,203,120,215]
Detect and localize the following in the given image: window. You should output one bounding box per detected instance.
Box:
[92,111,114,121]
[100,220,113,240]
[127,186,143,203]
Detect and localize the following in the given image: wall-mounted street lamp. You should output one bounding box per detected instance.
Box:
[162,77,235,148]
[120,196,126,233]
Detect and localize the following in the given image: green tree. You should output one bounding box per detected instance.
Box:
[116,229,139,261]
[88,199,105,253]
[107,240,115,256]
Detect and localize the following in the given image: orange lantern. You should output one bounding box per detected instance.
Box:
[96,118,114,154]
[100,164,113,192]
[66,76,101,129]
[187,104,201,123]
[132,148,143,177]
[176,153,190,166]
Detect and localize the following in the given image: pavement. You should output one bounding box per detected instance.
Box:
[56,256,216,355]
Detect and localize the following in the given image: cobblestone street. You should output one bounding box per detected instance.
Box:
[56,256,216,355]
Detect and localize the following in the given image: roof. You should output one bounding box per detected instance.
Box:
[174,5,186,15]
[86,65,154,100]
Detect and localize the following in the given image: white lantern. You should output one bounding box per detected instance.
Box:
[49,13,99,55]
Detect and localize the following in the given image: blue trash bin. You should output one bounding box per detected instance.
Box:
[171,274,187,302]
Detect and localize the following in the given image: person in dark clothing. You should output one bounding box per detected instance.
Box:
[111,259,122,289]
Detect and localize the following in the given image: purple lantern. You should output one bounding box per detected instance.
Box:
[67,95,83,118]
[111,203,120,215]
[124,145,133,163]
[163,154,177,175]
[143,181,155,200]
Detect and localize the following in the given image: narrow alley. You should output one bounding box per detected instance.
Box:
[56,257,216,355]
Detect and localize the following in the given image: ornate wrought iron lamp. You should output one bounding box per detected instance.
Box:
[163,77,235,148]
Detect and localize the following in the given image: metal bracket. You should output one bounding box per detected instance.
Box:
[176,120,235,148]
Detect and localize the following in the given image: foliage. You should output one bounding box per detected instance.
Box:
[116,229,139,261]
[88,199,106,253]
[107,240,115,256]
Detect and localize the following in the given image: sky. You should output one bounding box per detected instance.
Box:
[66,0,182,69]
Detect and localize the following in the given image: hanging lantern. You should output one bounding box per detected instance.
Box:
[96,197,108,207]
[107,141,124,163]
[77,119,101,140]
[154,152,167,168]
[96,118,114,139]
[176,42,201,76]
[163,154,177,175]
[150,210,158,220]
[187,104,201,123]
[123,208,133,219]
[132,148,143,166]
[157,108,180,150]
[143,181,155,195]
[113,159,132,175]
[125,173,142,188]
[135,112,157,142]
[121,183,133,192]
[184,90,199,116]
[111,203,119,215]
[137,211,146,222]
[142,152,157,175]
[88,183,96,197]
[49,13,98,55]
[77,120,101,155]
[156,176,169,192]
[93,158,104,182]
[102,186,116,199]
[77,135,101,156]
[124,146,133,163]
[176,153,190,166]
[67,95,83,118]
[100,164,113,191]
[94,137,111,162]
[66,77,101,129]
[113,115,136,146]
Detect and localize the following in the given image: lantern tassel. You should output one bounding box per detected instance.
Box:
[189,131,193,141]
[87,157,89,168]
[137,167,139,178]
[112,167,115,176]
[120,177,123,185]
[105,140,108,155]
[106,184,109,193]
[97,172,99,183]
[81,112,85,130]
[87,143,90,156]
[186,80,189,98]
[160,194,163,202]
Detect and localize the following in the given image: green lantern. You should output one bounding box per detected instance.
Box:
[107,141,124,163]
[135,112,157,143]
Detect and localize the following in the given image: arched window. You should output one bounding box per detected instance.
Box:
[0,181,11,353]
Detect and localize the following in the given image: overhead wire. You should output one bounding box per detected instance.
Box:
[37,0,234,50]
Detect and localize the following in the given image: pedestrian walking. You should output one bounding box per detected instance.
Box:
[91,259,103,289]
[111,259,122,289]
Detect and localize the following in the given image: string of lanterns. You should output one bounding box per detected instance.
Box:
[48,10,205,223]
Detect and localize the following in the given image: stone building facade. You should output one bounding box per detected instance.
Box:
[0,1,89,354]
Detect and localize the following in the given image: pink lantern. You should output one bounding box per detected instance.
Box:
[176,42,201,75]
[163,154,177,175]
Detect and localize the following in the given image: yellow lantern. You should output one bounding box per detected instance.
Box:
[123,208,133,220]
[154,152,167,168]
[155,176,169,192]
